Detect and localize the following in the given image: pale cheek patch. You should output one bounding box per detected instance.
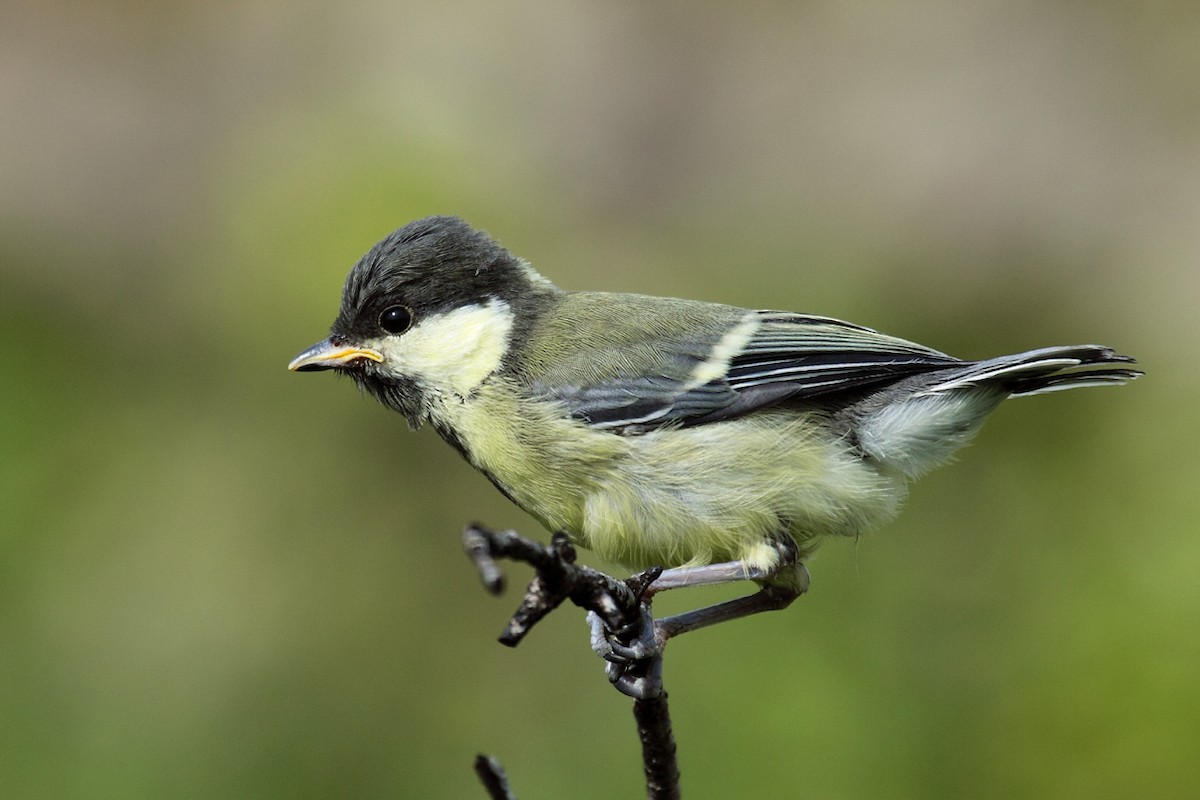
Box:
[374,299,515,397]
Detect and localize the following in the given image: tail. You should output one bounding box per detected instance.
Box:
[919,345,1142,398]
[856,345,1140,477]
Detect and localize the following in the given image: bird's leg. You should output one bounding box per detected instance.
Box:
[645,560,774,592]
[653,541,808,639]
[590,540,808,698]
[655,563,806,639]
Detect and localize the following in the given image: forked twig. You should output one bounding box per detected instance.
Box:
[463,524,680,800]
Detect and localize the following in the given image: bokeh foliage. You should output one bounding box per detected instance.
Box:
[2,2,1197,798]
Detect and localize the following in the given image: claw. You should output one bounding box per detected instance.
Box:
[609,651,664,700]
[587,606,666,699]
[588,607,661,662]
[586,548,810,700]
[588,611,623,663]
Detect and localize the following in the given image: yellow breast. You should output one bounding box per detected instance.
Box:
[433,383,906,572]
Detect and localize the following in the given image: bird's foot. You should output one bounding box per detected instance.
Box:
[588,605,666,700]
[585,547,810,699]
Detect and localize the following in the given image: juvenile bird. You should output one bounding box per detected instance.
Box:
[289,216,1139,627]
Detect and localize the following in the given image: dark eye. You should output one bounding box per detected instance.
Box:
[379,305,413,334]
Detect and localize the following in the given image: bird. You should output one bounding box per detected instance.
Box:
[289,215,1140,632]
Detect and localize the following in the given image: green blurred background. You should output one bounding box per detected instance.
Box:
[2,2,1197,798]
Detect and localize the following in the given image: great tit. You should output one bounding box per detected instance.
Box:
[289,215,1140,594]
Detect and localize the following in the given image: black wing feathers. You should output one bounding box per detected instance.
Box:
[555,311,964,432]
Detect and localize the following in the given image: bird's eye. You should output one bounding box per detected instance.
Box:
[379,305,413,335]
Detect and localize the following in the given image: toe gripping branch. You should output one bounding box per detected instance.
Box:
[462,526,806,799]
[462,525,808,700]
[463,524,681,800]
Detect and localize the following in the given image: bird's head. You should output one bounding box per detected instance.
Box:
[288,216,557,426]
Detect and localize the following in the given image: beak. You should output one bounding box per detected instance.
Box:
[288,338,384,372]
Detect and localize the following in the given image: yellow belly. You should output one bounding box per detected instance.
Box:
[577,410,906,570]
[436,382,907,571]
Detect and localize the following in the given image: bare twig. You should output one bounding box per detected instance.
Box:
[463,525,657,645]
[462,523,680,799]
[635,694,681,800]
[473,754,516,800]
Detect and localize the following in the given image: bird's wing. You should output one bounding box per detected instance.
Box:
[529,307,965,432]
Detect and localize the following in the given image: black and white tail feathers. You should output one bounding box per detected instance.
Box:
[920,345,1142,398]
[855,345,1141,478]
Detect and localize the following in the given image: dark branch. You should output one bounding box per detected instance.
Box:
[462,524,659,646]
[462,523,680,799]
[473,754,516,800]
[635,695,681,800]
